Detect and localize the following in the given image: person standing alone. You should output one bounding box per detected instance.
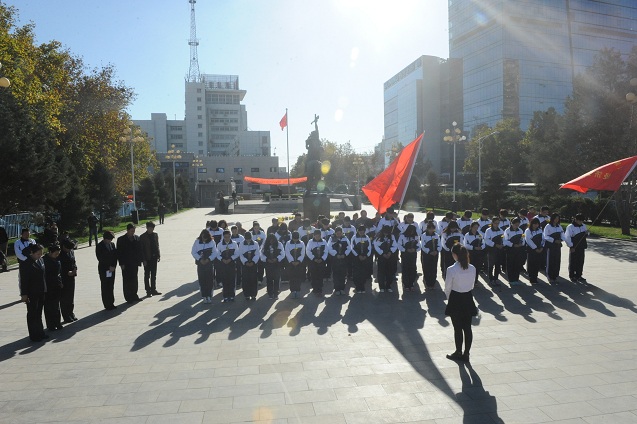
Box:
[140,222,161,297]
[87,212,99,247]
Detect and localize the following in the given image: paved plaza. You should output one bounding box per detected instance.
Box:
[0,207,636,424]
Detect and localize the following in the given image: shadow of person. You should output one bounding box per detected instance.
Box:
[514,284,562,320]
[587,237,637,263]
[287,295,321,337]
[423,285,451,327]
[260,296,298,339]
[472,286,508,322]
[315,291,348,335]
[228,296,270,340]
[455,362,505,423]
[491,284,537,323]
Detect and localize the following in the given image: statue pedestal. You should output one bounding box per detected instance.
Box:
[303,193,330,221]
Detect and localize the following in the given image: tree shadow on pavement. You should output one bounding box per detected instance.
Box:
[587,237,637,263]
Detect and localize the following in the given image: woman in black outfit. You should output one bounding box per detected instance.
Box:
[43,244,63,331]
[444,244,478,362]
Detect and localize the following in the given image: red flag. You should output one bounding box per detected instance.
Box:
[560,155,637,193]
[362,133,423,214]
[279,112,287,131]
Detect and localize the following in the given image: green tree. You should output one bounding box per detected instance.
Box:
[137,177,158,214]
[424,170,441,208]
[481,169,509,212]
[87,162,121,224]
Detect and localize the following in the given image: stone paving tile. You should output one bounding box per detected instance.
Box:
[1,208,636,423]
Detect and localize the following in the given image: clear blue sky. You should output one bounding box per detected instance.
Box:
[9,0,449,165]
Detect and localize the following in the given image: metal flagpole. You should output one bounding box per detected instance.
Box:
[286,108,291,200]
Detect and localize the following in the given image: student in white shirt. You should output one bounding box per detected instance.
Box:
[503,217,525,285]
[397,225,420,291]
[444,244,477,363]
[191,230,217,304]
[544,213,565,284]
[239,232,260,300]
[285,231,306,298]
[565,213,588,283]
[420,222,442,289]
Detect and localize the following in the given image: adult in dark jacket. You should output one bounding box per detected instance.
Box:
[43,244,63,330]
[20,244,48,342]
[59,240,78,323]
[117,223,143,303]
[139,221,161,297]
[96,231,118,310]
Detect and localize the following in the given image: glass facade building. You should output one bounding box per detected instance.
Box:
[383,55,463,176]
[449,0,637,131]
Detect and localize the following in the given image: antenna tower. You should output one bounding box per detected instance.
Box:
[187,0,201,82]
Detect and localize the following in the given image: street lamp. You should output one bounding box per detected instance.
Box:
[353,157,364,193]
[443,121,467,211]
[119,122,144,223]
[192,156,204,207]
[476,131,499,193]
[165,144,182,212]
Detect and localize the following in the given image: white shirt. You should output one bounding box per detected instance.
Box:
[191,239,217,261]
[14,238,36,262]
[285,240,306,263]
[444,262,476,299]
[239,240,260,264]
[564,223,588,248]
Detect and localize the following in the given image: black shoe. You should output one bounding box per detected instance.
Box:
[151,291,162,296]
[105,305,116,310]
[71,316,78,321]
[146,292,153,297]
[56,325,63,330]
[62,319,73,324]
[461,353,470,362]
[446,352,463,361]
[47,327,58,332]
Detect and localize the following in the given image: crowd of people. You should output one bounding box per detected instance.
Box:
[15,205,589,358]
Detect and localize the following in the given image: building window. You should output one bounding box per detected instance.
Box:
[199,150,204,155]
[198,141,203,146]
[197,88,202,93]
[197,97,202,102]
[251,167,259,172]
[198,124,202,128]
[262,136,269,145]
[269,167,277,172]
[198,115,202,119]
[198,132,203,137]
[197,106,202,111]
[170,126,183,131]
[234,167,243,174]
[169,134,183,139]
[216,168,225,173]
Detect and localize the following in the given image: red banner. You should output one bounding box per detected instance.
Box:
[279,112,287,131]
[244,176,307,186]
[362,133,423,214]
[560,155,637,193]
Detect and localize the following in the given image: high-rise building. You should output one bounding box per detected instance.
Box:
[449,0,637,131]
[383,55,463,177]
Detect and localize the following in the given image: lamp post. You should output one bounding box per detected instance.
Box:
[353,157,364,193]
[165,144,182,212]
[443,121,467,211]
[476,131,500,193]
[120,122,144,223]
[192,156,204,207]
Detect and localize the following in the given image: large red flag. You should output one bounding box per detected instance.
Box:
[362,133,423,214]
[279,112,287,131]
[560,155,637,193]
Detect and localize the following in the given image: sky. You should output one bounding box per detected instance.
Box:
[9,0,450,166]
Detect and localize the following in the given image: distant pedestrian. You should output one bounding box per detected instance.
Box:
[87,212,99,246]
[232,190,238,206]
[117,224,143,303]
[96,231,118,310]
[158,203,166,225]
[140,222,161,297]
[444,244,478,362]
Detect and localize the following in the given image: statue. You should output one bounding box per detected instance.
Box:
[304,114,323,193]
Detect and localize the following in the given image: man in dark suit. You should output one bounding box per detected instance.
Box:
[140,221,161,297]
[117,224,143,303]
[96,231,118,310]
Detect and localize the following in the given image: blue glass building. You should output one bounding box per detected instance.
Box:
[449,0,637,131]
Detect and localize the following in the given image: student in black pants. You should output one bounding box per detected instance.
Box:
[350,226,372,293]
[261,234,285,299]
[59,240,78,323]
[543,213,565,284]
[524,218,544,285]
[96,231,118,310]
[420,222,441,289]
[239,232,260,300]
[373,227,397,293]
[216,231,239,302]
[285,232,306,299]
[306,230,328,297]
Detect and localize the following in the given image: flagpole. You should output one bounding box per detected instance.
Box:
[286,108,290,200]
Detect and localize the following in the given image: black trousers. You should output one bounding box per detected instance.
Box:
[26,294,46,341]
[442,250,455,279]
[122,265,140,302]
[308,260,325,293]
[197,262,214,298]
[469,250,485,283]
[331,258,347,291]
[288,262,305,292]
[60,278,75,320]
[506,247,526,282]
[527,249,543,284]
[265,261,281,295]
[352,256,368,291]
[44,291,61,329]
[401,251,417,288]
[218,260,236,298]
[546,243,562,280]
[422,252,439,288]
[88,227,98,246]
[235,259,242,287]
[487,248,504,281]
[143,259,158,293]
[569,248,585,279]
[99,267,115,308]
[377,255,394,290]
[242,263,259,297]
[450,314,473,354]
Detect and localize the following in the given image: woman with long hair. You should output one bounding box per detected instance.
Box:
[261,233,285,299]
[544,213,565,284]
[191,229,217,304]
[444,244,478,362]
[373,226,397,293]
[463,222,485,284]
[397,224,420,291]
[441,221,464,279]
[524,218,544,285]
[239,231,260,300]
